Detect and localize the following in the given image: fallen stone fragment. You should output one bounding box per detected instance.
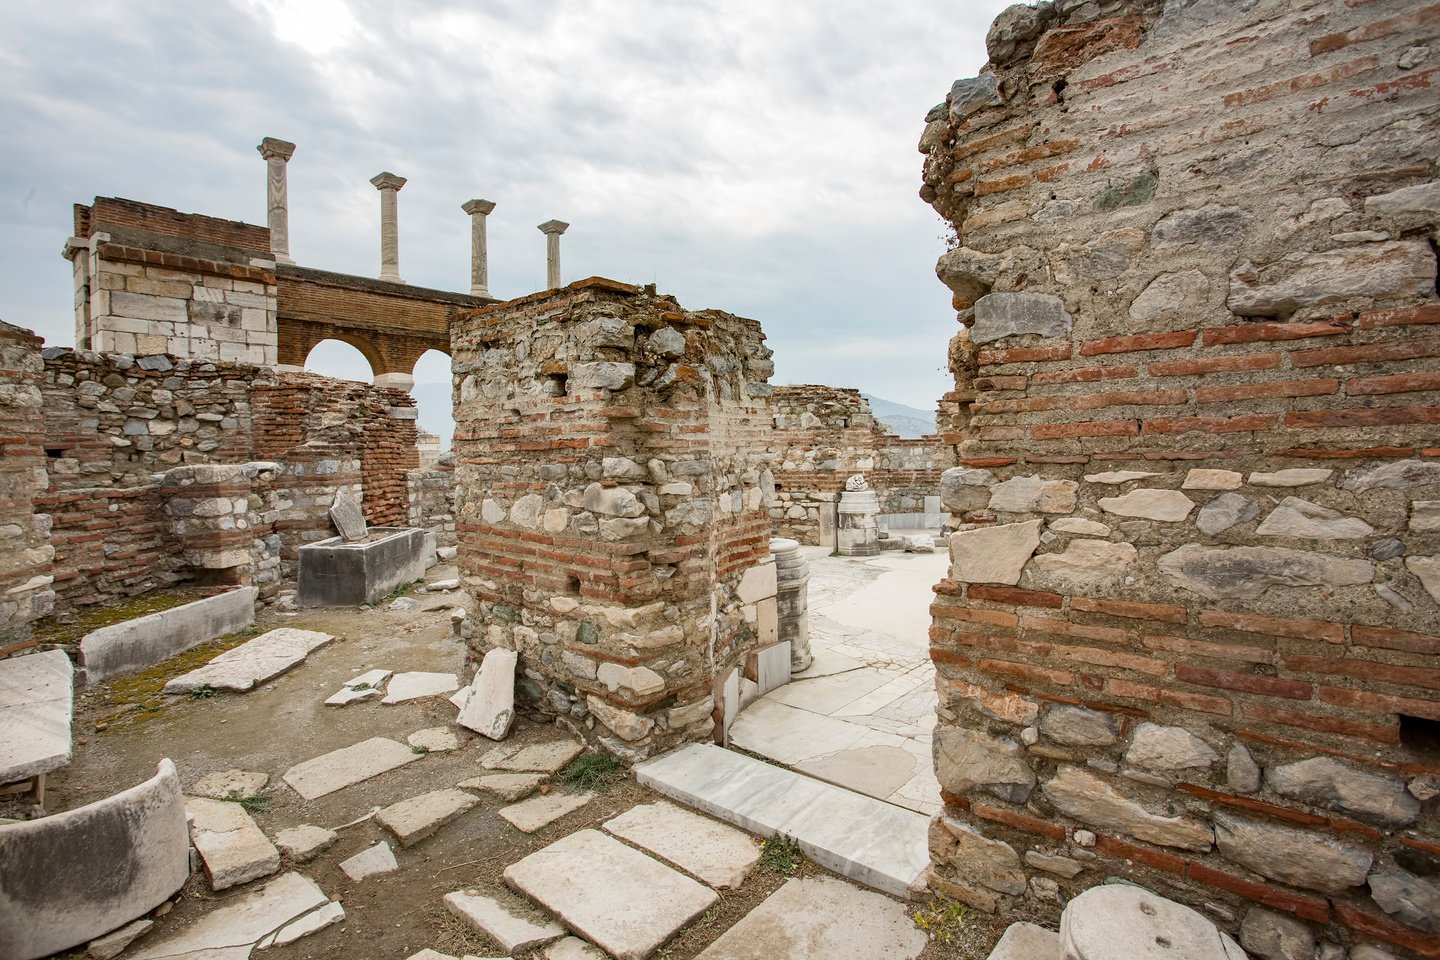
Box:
[443,890,565,953]
[187,798,281,891]
[339,842,398,881]
[283,737,423,800]
[163,628,336,694]
[274,825,337,863]
[603,800,760,889]
[260,900,345,948]
[899,534,936,553]
[457,772,546,801]
[425,578,461,592]
[192,769,269,800]
[128,872,328,960]
[499,791,594,833]
[481,739,585,774]
[325,668,392,706]
[458,648,518,739]
[378,789,480,847]
[87,918,153,960]
[382,672,460,704]
[389,596,421,612]
[408,727,462,752]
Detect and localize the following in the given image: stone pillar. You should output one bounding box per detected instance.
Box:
[462,199,496,297]
[537,219,569,290]
[257,137,297,265]
[835,475,881,557]
[370,172,407,283]
[771,537,813,672]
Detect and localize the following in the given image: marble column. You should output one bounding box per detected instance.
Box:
[462,199,496,297]
[257,138,297,265]
[537,219,569,290]
[771,538,813,672]
[370,172,407,283]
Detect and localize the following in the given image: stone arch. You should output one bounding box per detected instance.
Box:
[302,337,376,382]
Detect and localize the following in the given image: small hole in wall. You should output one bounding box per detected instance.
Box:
[546,373,568,397]
[45,448,64,458]
[1400,714,1440,763]
[1053,77,1068,106]
[566,575,581,595]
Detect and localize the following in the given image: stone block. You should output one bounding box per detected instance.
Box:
[80,586,256,686]
[187,797,281,890]
[0,649,73,785]
[969,291,1073,345]
[297,528,431,607]
[377,789,480,847]
[458,648,517,739]
[949,520,1042,585]
[442,890,565,953]
[1213,811,1370,893]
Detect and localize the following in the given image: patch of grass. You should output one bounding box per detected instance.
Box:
[187,684,221,701]
[350,681,373,691]
[412,744,430,755]
[558,751,623,791]
[758,833,803,876]
[911,895,969,945]
[227,790,272,815]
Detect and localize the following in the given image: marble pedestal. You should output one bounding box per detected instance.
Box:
[771,538,813,671]
[836,491,881,557]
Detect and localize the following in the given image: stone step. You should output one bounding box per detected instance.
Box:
[987,922,1061,960]
[634,742,929,899]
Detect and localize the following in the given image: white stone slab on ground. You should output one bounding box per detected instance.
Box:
[282,737,422,800]
[408,727,461,752]
[635,743,928,899]
[377,789,479,847]
[128,872,327,960]
[382,671,460,704]
[192,769,269,800]
[545,937,606,959]
[457,648,517,739]
[504,829,718,960]
[729,699,869,765]
[603,800,759,888]
[481,739,584,773]
[163,628,336,694]
[187,798,282,891]
[498,791,594,833]
[458,772,545,801]
[0,648,73,784]
[87,918,153,960]
[695,876,927,960]
[442,889,566,952]
[274,825,337,863]
[325,668,391,706]
[260,900,346,948]
[339,842,398,881]
[987,922,1062,960]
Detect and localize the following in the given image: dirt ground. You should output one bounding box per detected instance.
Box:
[33,573,1010,960]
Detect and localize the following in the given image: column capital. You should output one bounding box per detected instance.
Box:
[257,137,296,161]
[371,172,407,191]
[537,219,570,236]
[463,198,496,216]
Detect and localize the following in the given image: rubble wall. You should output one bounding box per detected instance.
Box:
[769,385,954,543]
[918,0,1440,955]
[408,456,457,552]
[0,322,55,654]
[452,278,777,758]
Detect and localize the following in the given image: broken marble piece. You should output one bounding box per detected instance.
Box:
[389,596,421,612]
[187,798,281,891]
[259,901,345,949]
[86,918,153,960]
[949,519,1042,585]
[444,890,565,952]
[457,772,546,801]
[603,800,760,888]
[382,671,460,704]
[339,842,398,881]
[329,489,367,542]
[274,825,337,863]
[499,791,594,833]
[163,629,336,694]
[408,727,461,752]
[325,668,391,708]
[425,578,461,592]
[481,739,585,774]
[192,769,269,801]
[545,937,607,960]
[377,789,480,847]
[458,648,517,739]
[282,737,423,800]
[128,872,328,960]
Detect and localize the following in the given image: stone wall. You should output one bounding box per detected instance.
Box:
[918,1,1440,956]
[408,455,457,555]
[453,278,778,758]
[0,322,55,655]
[769,385,954,543]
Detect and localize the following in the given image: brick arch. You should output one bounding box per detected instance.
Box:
[295,330,382,377]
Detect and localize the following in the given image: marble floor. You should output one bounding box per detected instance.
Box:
[730,545,946,816]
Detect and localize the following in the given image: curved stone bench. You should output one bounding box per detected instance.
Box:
[0,758,189,960]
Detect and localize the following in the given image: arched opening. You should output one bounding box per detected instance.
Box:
[303,339,375,383]
[411,348,454,453]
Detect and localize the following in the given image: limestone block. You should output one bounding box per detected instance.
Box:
[1227,241,1435,316]
[273,825,336,863]
[1213,811,1370,893]
[940,466,994,513]
[1196,493,1260,536]
[1125,723,1218,771]
[377,789,480,847]
[186,798,281,890]
[969,291,1073,344]
[928,815,1026,895]
[934,727,1035,803]
[1042,766,1213,851]
[949,520,1042,585]
[1256,497,1374,540]
[457,772,546,801]
[587,696,654,742]
[1265,756,1419,826]
[1129,270,1210,319]
[1183,469,1243,490]
[1240,906,1316,960]
[339,842,397,881]
[1040,706,1122,747]
[570,361,635,391]
[1157,544,1372,600]
[457,648,517,740]
[578,482,644,518]
[498,790,595,833]
[1341,459,1440,492]
[596,662,665,697]
[510,494,544,528]
[736,561,777,603]
[1027,539,1136,590]
[987,475,1078,514]
[1097,489,1194,522]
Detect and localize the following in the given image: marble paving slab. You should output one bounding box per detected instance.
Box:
[381,671,459,704]
[765,668,892,715]
[636,743,929,899]
[728,700,869,765]
[498,790,593,833]
[163,629,336,694]
[0,649,73,783]
[129,871,327,960]
[282,737,422,800]
[504,829,717,960]
[603,800,760,888]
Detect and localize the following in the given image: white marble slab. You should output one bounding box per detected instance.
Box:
[282,737,422,800]
[728,699,869,765]
[0,649,73,783]
[381,671,459,704]
[163,629,335,694]
[766,668,891,716]
[603,800,759,888]
[129,872,327,960]
[635,743,929,899]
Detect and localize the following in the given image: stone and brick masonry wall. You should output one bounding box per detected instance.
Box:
[453,278,778,759]
[0,322,55,654]
[769,385,954,543]
[408,455,458,554]
[918,0,1440,956]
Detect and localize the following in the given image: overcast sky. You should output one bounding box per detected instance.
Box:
[2,0,1009,416]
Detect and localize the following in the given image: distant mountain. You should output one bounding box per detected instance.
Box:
[862,394,936,439]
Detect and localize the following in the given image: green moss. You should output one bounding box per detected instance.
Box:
[30,588,212,647]
[1094,173,1157,211]
[95,625,262,729]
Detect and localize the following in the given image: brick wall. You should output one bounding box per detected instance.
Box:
[453,278,778,758]
[0,322,55,655]
[76,198,271,256]
[919,1,1440,956]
